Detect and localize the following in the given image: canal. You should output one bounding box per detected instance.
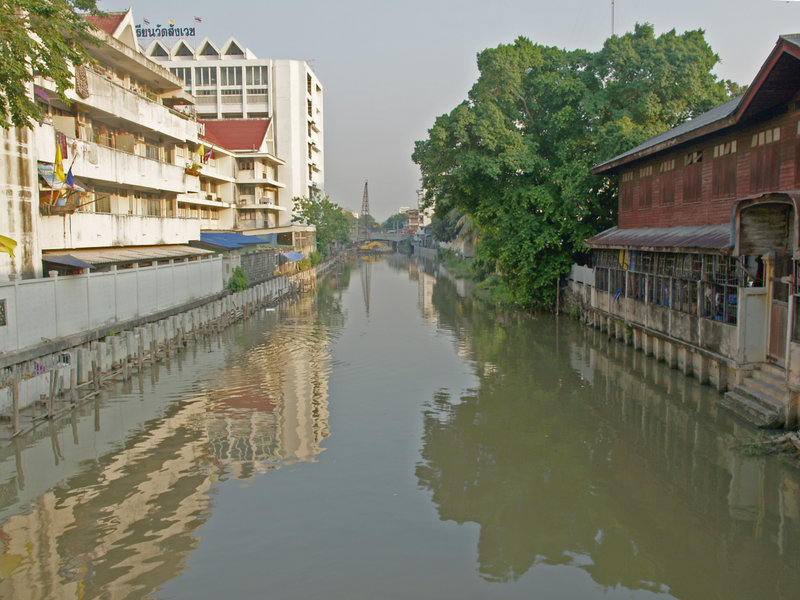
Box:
[0,254,798,599]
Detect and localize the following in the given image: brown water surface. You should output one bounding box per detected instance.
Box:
[0,255,798,599]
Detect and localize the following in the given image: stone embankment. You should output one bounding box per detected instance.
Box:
[0,256,342,442]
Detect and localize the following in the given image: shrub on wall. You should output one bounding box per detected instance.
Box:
[227,266,248,292]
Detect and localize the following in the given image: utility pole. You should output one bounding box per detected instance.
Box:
[611,0,615,37]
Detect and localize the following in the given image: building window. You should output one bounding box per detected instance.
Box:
[95,192,111,214]
[620,171,634,211]
[246,66,269,86]
[638,165,653,208]
[683,150,703,202]
[751,126,781,193]
[0,299,6,327]
[712,140,737,198]
[169,67,192,86]
[220,67,242,87]
[194,67,217,87]
[659,159,675,205]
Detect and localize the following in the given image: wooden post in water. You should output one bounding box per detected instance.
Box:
[138,334,144,372]
[11,379,19,435]
[70,369,77,404]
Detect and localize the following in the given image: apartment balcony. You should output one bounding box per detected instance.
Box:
[236,171,285,188]
[39,212,200,250]
[238,197,286,212]
[33,123,193,194]
[36,69,199,143]
[177,193,234,209]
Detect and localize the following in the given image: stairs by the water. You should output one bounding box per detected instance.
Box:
[722,363,788,428]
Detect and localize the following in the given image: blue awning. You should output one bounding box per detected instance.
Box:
[280,251,306,263]
[198,232,275,249]
[42,254,94,269]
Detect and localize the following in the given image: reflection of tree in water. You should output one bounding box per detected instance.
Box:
[417,276,800,598]
[417,276,621,583]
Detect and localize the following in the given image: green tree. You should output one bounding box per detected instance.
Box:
[292,188,350,256]
[382,212,408,231]
[413,24,737,309]
[0,0,103,129]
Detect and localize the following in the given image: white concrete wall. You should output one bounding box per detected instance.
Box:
[38,212,200,249]
[0,126,41,279]
[0,257,223,355]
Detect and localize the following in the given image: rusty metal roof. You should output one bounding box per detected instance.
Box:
[585,224,732,252]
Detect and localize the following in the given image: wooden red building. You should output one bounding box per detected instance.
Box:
[585,35,800,428]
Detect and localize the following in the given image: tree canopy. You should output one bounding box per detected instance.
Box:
[292,189,351,256]
[0,0,102,129]
[413,24,741,309]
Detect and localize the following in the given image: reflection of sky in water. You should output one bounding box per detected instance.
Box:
[0,258,798,599]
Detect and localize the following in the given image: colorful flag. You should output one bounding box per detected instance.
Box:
[143,17,150,25]
[197,143,205,160]
[194,16,202,23]
[0,234,17,258]
[169,18,175,25]
[55,144,66,182]
[203,147,213,163]
[65,168,75,189]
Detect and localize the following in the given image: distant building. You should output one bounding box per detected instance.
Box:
[148,39,324,208]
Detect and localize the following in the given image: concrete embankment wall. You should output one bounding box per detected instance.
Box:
[413,245,437,261]
[0,256,344,439]
[563,272,734,394]
[0,256,224,363]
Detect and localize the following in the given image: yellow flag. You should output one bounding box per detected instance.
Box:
[55,143,66,182]
[197,143,205,158]
[0,235,17,258]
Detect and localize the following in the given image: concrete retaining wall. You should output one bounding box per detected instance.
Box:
[0,257,223,357]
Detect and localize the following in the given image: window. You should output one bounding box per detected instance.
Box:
[638,165,653,208]
[751,126,781,192]
[712,140,737,198]
[0,299,6,327]
[94,192,111,213]
[147,199,161,217]
[220,67,242,87]
[194,67,217,86]
[246,66,269,86]
[659,159,675,205]
[239,159,254,170]
[683,150,703,202]
[620,171,634,211]
[170,67,192,86]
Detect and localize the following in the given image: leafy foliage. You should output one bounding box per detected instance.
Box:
[382,212,408,231]
[413,24,738,309]
[292,188,350,256]
[227,266,247,292]
[0,0,103,129]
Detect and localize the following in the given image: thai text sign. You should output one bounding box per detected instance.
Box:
[136,23,196,38]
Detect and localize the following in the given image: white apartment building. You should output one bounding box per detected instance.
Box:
[28,9,235,275]
[146,38,324,208]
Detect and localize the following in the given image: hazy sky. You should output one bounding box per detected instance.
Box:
[100,0,800,220]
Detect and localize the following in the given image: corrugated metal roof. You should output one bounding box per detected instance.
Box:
[42,245,214,266]
[586,224,732,251]
[593,97,742,173]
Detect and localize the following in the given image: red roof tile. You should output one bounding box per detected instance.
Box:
[201,119,271,151]
[84,12,126,36]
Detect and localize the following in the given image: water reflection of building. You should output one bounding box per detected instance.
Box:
[0,294,334,597]
[416,275,800,596]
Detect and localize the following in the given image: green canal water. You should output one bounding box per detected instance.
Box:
[0,254,798,599]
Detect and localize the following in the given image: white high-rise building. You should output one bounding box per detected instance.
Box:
[147,39,324,208]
